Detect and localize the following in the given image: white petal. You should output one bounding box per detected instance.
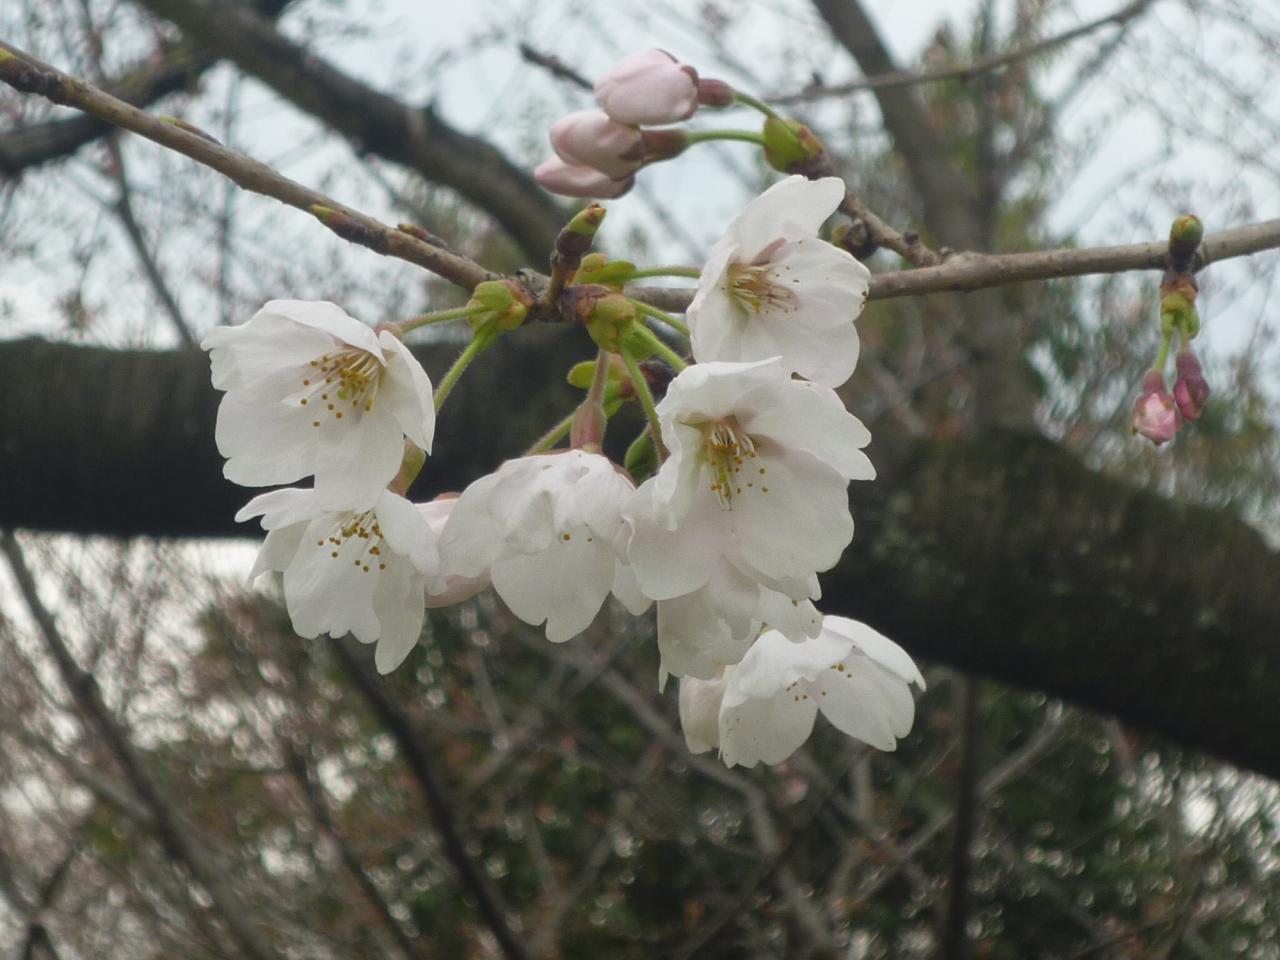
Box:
[813,659,915,750]
[624,501,722,600]
[718,679,818,768]
[724,176,845,260]
[678,674,727,754]
[265,300,383,358]
[438,472,505,577]
[823,616,925,689]
[371,561,427,674]
[722,628,855,705]
[656,573,758,681]
[757,589,823,641]
[248,524,305,584]
[611,560,652,616]
[283,517,382,642]
[739,378,874,481]
[657,357,785,429]
[374,490,440,575]
[216,394,314,488]
[490,533,614,643]
[377,332,436,452]
[203,310,336,399]
[312,405,405,510]
[234,487,321,529]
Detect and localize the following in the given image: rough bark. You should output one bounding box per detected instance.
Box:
[2,338,1278,781]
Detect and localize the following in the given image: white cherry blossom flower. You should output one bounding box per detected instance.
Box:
[624,357,873,613]
[679,616,924,768]
[439,451,650,643]
[203,300,435,510]
[238,486,439,674]
[687,176,870,387]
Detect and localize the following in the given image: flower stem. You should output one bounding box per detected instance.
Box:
[682,128,768,147]
[525,409,576,455]
[396,303,489,335]
[1154,330,1174,375]
[732,91,784,122]
[619,343,666,459]
[630,323,688,371]
[631,299,691,338]
[434,332,491,412]
[626,265,702,281]
[570,348,611,453]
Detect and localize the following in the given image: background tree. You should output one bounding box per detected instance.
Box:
[2,0,1279,957]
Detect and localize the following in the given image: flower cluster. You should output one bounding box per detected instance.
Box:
[536,49,733,198]
[206,173,920,767]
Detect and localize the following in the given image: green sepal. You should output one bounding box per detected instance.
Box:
[624,430,659,483]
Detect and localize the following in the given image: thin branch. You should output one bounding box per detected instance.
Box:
[330,636,532,960]
[777,0,1154,103]
[941,676,982,960]
[0,42,496,293]
[0,531,282,960]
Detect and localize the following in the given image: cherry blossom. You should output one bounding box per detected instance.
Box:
[1131,369,1180,445]
[238,487,440,674]
[594,49,699,126]
[625,356,871,595]
[203,300,435,510]
[418,496,490,608]
[679,617,925,768]
[1172,349,1211,421]
[687,176,870,387]
[439,451,649,643]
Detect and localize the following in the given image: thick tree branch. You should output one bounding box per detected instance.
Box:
[130,0,564,262]
[0,0,291,177]
[3,338,1279,784]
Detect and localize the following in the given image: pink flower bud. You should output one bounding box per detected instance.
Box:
[1131,369,1180,445]
[549,110,643,179]
[534,157,633,199]
[594,49,699,125]
[1172,349,1210,421]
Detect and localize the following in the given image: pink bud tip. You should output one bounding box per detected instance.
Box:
[594,49,700,126]
[534,157,633,199]
[1131,370,1180,445]
[1172,349,1211,422]
[549,110,643,180]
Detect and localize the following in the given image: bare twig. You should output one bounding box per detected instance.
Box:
[776,0,1154,103]
[0,530,282,960]
[330,636,532,960]
[0,42,496,293]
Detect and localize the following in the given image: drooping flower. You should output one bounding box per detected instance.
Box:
[535,156,634,199]
[626,357,872,594]
[203,300,435,510]
[237,486,441,674]
[549,110,644,180]
[439,451,650,643]
[679,616,925,768]
[594,49,699,126]
[1172,349,1211,422]
[687,176,870,388]
[1131,369,1180,445]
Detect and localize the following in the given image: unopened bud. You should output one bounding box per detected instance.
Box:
[158,115,222,144]
[696,77,735,108]
[639,128,690,164]
[585,294,638,352]
[573,254,637,288]
[467,279,531,332]
[310,205,387,251]
[1168,214,1203,271]
[1131,369,1179,445]
[832,219,878,261]
[624,430,659,483]
[595,49,700,125]
[762,117,826,175]
[1172,349,1210,421]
